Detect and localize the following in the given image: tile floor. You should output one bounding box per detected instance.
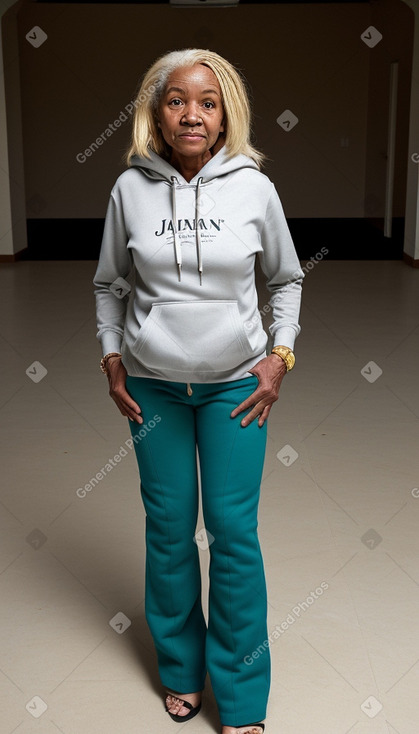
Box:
[1,258,418,733]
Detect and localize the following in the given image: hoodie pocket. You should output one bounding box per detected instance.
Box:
[132,300,255,375]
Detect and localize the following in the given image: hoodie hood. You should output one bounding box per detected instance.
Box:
[129,145,259,283]
[129,144,259,185]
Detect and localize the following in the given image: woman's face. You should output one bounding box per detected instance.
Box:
[157,64,225,160]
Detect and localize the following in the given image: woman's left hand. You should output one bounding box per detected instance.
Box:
[230,354,287,427]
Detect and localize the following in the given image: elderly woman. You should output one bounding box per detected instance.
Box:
[93,48,304,734]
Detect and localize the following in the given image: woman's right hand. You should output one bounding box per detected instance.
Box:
[106,357,143,423]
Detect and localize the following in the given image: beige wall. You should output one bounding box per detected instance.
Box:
[9,2,413,220]
[1,0,27,258]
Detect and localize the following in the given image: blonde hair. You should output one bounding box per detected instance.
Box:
[124,48,265,168]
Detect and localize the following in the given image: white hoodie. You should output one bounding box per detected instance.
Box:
[93,144,304,383]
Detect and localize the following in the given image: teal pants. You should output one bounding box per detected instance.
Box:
[125,374,271,726]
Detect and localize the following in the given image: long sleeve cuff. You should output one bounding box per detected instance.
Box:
[99,330,123,357]
[271,326,299,351]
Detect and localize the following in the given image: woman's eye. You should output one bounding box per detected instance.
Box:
[168,98,214,109]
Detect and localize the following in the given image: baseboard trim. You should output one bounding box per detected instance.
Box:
[0,248,29,263]
[13,216,407,261]
[402,251,419,268]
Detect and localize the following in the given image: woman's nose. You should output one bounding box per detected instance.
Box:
[181,104,202,124]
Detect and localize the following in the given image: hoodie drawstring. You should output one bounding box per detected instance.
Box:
[195,177,203,285]
[170,175,204,285]
[170,176,182,282]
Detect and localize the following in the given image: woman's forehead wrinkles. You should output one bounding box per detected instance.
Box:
[166,83,220,96]
[166,67,220,89]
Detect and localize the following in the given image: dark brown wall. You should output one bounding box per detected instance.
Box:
[7,1,413,220]
[364,0,414,219]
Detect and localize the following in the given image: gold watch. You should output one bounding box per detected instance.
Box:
[271,345,295,371]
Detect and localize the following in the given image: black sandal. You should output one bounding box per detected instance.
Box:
[235,724,265,733]
[165,692,202,723]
